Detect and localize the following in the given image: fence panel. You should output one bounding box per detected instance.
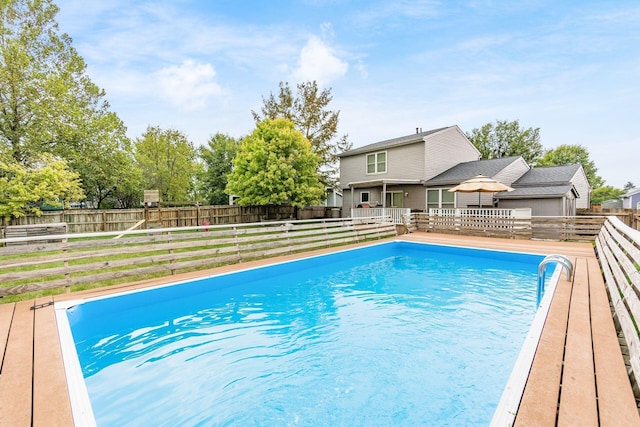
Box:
[414,212,605,241]
[0,217,395,299]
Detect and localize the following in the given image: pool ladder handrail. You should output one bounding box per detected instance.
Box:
[536,255,573,307]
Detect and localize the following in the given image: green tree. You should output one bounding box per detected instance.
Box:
[0,0,135,208]
[225,118,325,207]
[623,181,635,192]
[252,81,352,185]
[199,133,242,205]
[591,186,624,206]
[134,126,197,202]
[466,120,544,165]
[0,154,84,219]
[537,144,604,188]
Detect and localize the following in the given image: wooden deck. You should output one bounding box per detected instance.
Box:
[1,232,639,426]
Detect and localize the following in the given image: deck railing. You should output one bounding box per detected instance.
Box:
[413,211,605,241]
[351,207,411,225]
[595,216,640,389]
[0,217,397,299]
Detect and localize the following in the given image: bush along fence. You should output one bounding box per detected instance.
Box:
[595,216,640,393]
[0,205,339,235]
[0,217,396,300]
[412,212,606,241]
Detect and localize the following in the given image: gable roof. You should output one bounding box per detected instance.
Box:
[423,157,523,186]
[623,187,640,197]
[338,126,451,157]
[512,164,581,187]
[497,184,578,199]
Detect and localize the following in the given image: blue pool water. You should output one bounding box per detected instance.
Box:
[64,241,546,426]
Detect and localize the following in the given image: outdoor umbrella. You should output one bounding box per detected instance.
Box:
[447,175,514,207]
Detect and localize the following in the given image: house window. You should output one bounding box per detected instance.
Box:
[427,189,455,210]
[385,191,403,208]
[366,151,386,174]
[360,191,370,204]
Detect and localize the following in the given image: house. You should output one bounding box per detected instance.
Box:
[339,126,480,210]
[495,164,590,216]
[338,126,591,216]
[622,188,640,210]
[423,156,529,208]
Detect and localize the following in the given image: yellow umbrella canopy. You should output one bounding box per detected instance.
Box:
[447,175,514,207]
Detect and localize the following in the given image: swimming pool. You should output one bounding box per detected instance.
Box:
[56,241,557,426]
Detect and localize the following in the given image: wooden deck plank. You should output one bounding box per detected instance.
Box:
[558,257,598,426]
[33,296,74,427]
[0,300,34,427]
[588,258,640,426]
[0,302,15,370]
[514,270,574,427]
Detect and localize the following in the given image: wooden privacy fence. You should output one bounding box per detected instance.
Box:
[595,216,640,392]
[0,217,396,299]
[0,205,300,234]
[579,209,640,230]
[413,213,606,241]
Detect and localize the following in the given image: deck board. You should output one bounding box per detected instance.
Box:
[514,270,573,427]
[588,257,640,426]
[33,296,74,427]
[0,302,15,370]
[1,232,638,426]
[0,300,34,427]
[557,257,598,426]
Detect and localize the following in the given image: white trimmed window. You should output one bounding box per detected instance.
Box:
[360,191,370,204]
[366,151,387,174]
[427,189,455,210]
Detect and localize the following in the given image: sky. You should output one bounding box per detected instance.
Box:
[54,0,639,189]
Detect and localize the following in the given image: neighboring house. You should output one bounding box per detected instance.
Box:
[339,126,480,211]
[339,126,591,216]
[496,164,590,216]
[324,188,343,207]
[622,188,640,209]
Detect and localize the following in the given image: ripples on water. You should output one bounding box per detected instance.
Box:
[68,243,542,426]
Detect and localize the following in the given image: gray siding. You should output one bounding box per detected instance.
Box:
[424,127,480,181]
[570,167,591,209]
[498,198,564,216]
[493,158,529,186]
[339,143,424,186]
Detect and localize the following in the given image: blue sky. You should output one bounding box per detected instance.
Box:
[55,0,639,188]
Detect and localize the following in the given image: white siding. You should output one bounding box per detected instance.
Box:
[493,158,529,186]
[424,126,480,180]
[571,166,591,209]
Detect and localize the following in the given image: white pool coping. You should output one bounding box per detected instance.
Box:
[54,239,561,426]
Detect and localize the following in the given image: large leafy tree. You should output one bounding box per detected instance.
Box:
[225,118,325,207]
[537,144,604,188]
[252,81,352,185]
[134,126,197,202]
[0,154,84,219]
[199,133,242,205]
[466,120,544,165]
[0,0,134,210]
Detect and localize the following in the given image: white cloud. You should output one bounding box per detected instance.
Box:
[292,36,348,86]
[155,60,223,111]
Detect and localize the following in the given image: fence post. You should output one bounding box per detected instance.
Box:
[168,231,176,275]
[63,238,71,293]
